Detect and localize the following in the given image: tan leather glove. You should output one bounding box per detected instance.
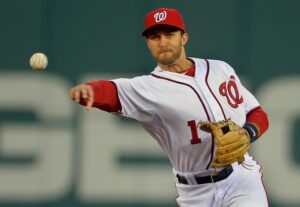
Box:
[199,120,250,168]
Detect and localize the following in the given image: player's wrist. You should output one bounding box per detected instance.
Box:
[243,123,258,143]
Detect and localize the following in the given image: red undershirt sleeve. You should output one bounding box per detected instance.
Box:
[246,106,269,137]
[79,80,121,112]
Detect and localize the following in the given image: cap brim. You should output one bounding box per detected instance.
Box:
[142,24,184,36]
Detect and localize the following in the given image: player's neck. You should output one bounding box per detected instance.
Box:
[158,56,194,73]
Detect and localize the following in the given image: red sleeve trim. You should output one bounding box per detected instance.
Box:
[246,107,269,137]
[84,80,121,112]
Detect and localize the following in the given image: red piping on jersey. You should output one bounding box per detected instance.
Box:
[203,59,227,168]
[250,155,270,206]
[204,59,227,120]
[150,73,211,121]
[150,73,214,170]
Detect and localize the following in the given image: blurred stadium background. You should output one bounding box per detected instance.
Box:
[0,0,299,206]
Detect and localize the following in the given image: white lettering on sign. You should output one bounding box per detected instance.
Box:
[253,76,300,205]
[0,72,74,202]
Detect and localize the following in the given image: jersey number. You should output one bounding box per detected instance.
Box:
[187,120,201,144]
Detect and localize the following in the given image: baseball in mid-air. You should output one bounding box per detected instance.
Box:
[29,52,48,70]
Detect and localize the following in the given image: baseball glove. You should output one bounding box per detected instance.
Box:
[199,119,250,168]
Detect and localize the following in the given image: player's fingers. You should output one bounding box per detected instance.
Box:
[86,99,94,111]
[85,86,94,111]
[69,85,94,106]
[69,87,81,102]
[81,89,88,99]
[69,88,76,100]
[239,128,247,135]
[74,88,82,102]
[85,85,94,99]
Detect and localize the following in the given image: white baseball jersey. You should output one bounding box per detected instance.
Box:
[112,58,259,173]
[112,58,268,207]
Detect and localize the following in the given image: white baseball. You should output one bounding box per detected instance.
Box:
[29,52,48,70]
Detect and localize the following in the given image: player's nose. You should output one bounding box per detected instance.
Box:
[158,35,169,47]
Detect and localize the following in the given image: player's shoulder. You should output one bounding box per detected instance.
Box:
[206,58,233,67]
[112,74,154,87]
[206,58,236,73]
[190,57,234,70]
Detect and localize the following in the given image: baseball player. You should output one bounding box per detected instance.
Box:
[69,8,269,207]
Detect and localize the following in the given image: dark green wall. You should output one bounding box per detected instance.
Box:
[1,0,299,83]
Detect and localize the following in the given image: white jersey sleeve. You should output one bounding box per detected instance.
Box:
[111,76,156,122]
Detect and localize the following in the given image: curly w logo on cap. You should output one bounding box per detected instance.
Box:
[154,11,167,22]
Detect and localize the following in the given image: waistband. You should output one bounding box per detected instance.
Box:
[176,165,233,185]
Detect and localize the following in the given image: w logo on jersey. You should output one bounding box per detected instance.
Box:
[154,11,167,22]
[219,75,243,108]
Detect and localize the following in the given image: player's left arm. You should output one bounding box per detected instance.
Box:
[220,61,269,143]
[243,107,269,143]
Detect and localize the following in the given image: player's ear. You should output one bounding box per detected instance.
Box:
[182,32,189,46]
[145,39,151,49]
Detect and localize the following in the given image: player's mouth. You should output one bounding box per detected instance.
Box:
[159,49,172,54]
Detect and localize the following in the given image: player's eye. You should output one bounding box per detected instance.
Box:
[148,34,160,40]
[167,33,174,37]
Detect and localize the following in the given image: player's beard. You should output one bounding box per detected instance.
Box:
[157,50,181,65]
[154,42,183,66]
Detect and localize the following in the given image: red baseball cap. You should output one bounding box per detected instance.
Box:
[142,8,186,36]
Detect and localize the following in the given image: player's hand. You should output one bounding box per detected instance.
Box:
[69,84,94,111]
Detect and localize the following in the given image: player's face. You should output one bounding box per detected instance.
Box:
[146,28,188,65]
